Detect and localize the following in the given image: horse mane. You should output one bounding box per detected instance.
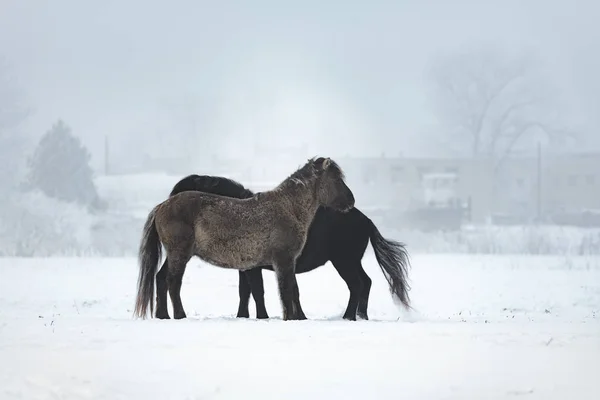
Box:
[278,157,345,189]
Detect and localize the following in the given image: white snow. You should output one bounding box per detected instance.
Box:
[1,252,599,399]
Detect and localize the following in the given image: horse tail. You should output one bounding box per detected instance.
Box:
[133,205,162,319]
[367,218,412,310]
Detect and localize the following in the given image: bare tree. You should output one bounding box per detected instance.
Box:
[428,47,575,168]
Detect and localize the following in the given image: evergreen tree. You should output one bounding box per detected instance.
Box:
[27,120,102,209]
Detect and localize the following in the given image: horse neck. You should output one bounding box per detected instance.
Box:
[274,179,320,223]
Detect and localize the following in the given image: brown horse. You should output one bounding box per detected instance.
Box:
[133,157,355,321]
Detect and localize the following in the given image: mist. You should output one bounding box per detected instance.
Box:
[2,0,598,170]
[1,0,599,248]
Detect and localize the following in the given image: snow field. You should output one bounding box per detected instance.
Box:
[0,252,599,399]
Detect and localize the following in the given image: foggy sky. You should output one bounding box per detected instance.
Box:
[1,0,598,171]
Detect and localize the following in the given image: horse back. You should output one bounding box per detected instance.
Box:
[169,174,254,199]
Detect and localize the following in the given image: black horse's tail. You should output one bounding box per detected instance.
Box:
[133,205,162,319]
[367,218,412,310]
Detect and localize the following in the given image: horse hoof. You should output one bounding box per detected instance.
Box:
[236,313,250,318]
[256,314,269,319]
[284,314,307,321]
[156,312,170,319]
[343,314,357,321]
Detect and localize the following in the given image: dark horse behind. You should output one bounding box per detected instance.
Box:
[167,173,412,321]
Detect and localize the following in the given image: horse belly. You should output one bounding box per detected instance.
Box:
[194,233,266,270]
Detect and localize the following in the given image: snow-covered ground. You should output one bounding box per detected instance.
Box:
[1,252,599,399]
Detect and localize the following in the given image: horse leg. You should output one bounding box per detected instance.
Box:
[236,271,252,318]
[155,258,170,319]
[292,278,307,320]
[245,268,269,319]
[167,253,192,320]
[357,264,372,320]
[331,258,364,321]
[273,257,305,321]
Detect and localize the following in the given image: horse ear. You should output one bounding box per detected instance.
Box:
[322,157,331,169]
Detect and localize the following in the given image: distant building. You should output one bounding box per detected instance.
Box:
[105,146,600,227]
[337,151,600,225]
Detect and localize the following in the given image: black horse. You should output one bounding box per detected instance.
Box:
[166,174,411,321]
